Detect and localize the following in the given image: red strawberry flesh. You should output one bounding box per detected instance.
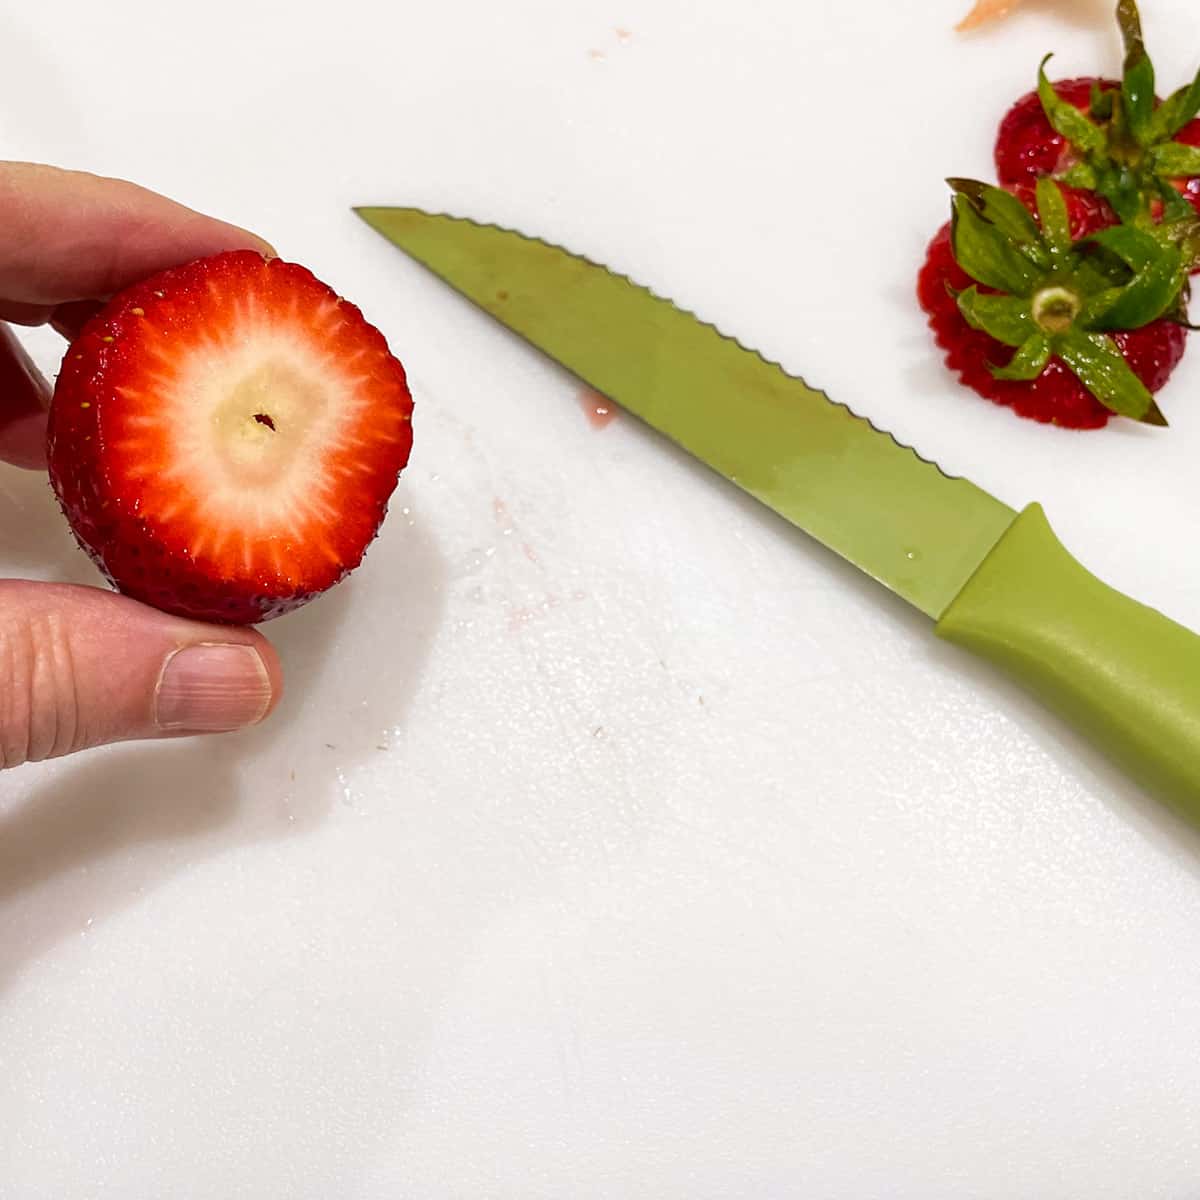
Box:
[47,250,414,624]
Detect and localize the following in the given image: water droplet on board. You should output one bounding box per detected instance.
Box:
[335,767,356,809]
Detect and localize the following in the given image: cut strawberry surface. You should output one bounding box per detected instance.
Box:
[47,250,414,624]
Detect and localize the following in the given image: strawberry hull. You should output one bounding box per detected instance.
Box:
[47,251,415,625]
[996,77,1200,221]
[917,219,1186,428]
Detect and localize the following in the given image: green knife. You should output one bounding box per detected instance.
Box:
[356,206,1200,819]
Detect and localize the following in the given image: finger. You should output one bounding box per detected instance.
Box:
[0,161,275,310]
[0,324,51,470]
[0,304,112,470]
[0,581,282,768]
[0,300,61,327]
[49,300,105,341]
[0,299,106,337]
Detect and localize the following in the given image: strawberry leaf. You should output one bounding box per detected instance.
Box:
[956,287,1037,346]
[1062,162,1099,191]
[1038,56,1106,155]
[951,194,1043,296]
[1152,68,1200,141]
[1117,0,1156,145]
[1087,223,1168,271]
[1148,141,1200,178]
[1074,254,1128,294]
[1100,167,1148,223]
[1083,225,1183,328]
[1163,213,1200,268]
[1035,178,1072,255]
[1090,82,1116,123]
[1155,179,1196,222]
[990,334,1052,381]
[947,178,1048,266]
[1078,286,1126,326]
[1056,329,1162,422]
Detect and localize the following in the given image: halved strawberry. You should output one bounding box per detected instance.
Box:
[47,250,414,624]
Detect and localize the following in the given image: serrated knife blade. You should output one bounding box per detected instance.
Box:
[356,205,1200,819]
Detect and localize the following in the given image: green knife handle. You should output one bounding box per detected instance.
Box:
[936,503,1200,816]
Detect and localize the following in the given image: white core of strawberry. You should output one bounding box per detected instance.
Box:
[116,328,370,573]
[212,360,323,481]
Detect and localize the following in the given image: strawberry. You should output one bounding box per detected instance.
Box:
[47,250,414,624]
[917,179,1188,428]
[992,1,1200,232]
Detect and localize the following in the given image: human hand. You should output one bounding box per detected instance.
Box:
[0,161,282,767]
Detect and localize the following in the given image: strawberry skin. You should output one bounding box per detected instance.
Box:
[917,221,1185,428]
[47,250,414,624]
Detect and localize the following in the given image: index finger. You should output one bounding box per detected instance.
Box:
[0,161,274,322]
[0,161,275,468]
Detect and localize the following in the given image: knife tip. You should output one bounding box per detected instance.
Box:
[1143,399,1169,427]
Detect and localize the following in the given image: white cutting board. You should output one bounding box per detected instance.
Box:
[3,0,1200,1195]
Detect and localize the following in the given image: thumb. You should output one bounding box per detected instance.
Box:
[0,581,282,768]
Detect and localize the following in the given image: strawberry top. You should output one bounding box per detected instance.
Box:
[941,177,1188,423]
[1013,0,1200,230]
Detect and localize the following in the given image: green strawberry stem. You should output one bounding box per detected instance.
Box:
[948,178,1183,423]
